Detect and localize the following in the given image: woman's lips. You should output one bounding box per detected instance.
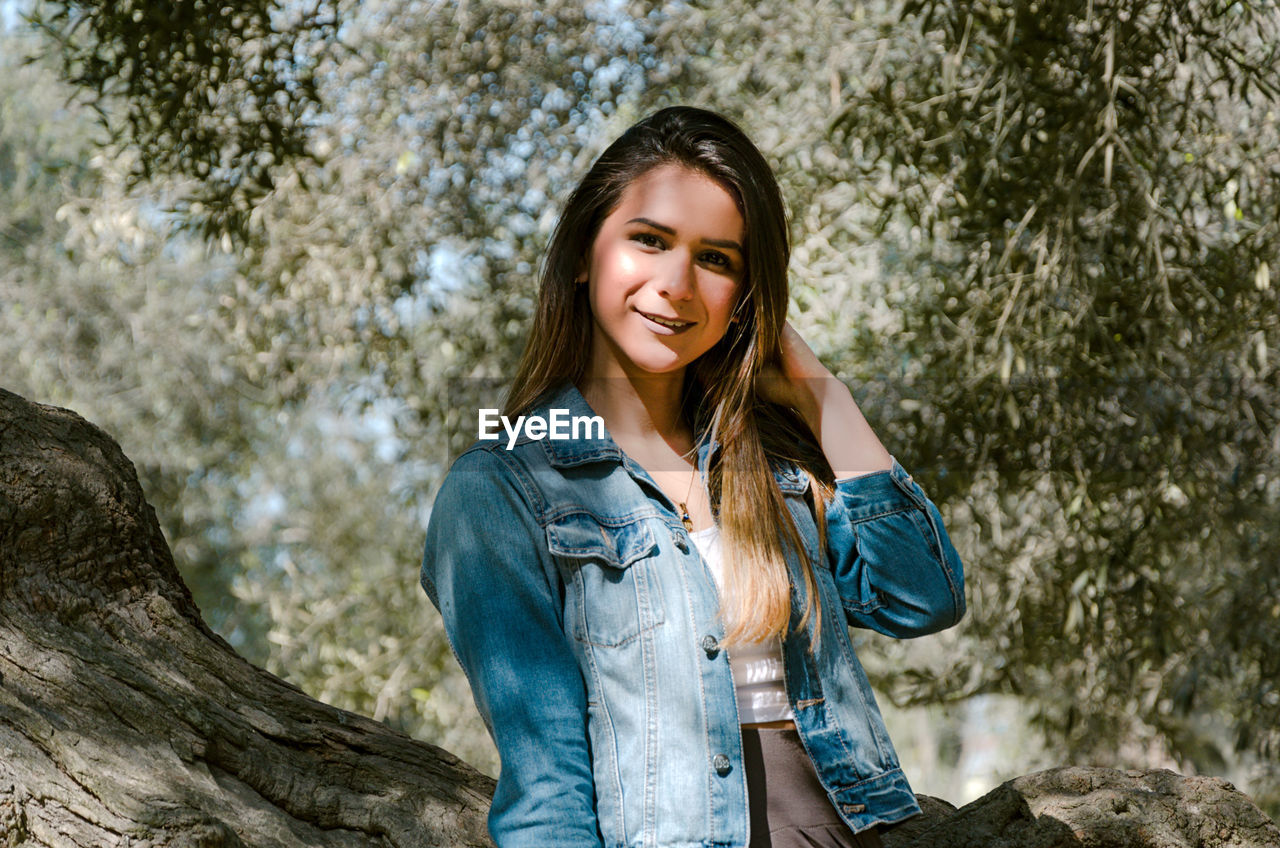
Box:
[637,309,695,334]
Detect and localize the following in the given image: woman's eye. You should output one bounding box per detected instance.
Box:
[632,233,664,248]
[700,251,731,268]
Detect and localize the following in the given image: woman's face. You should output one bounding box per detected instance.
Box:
[583,163,746,382]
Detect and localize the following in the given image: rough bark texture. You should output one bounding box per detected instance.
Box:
[881,769,1280,847]
[2,388,1278,847]
[0,388,495,847]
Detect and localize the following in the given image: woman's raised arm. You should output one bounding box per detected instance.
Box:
[756,321,965,635]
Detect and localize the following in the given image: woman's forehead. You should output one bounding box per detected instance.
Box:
[608,164,744,242]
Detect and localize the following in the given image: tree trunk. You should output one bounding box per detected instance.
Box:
[885,767,1280,848]
[0,388,495,847]
[2,388,1277,847]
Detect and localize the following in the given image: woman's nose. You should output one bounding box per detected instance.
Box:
[656,252,696,300]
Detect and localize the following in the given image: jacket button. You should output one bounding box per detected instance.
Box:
[712,754,731,775]
[842,802,866,814]
[700,634,719,656]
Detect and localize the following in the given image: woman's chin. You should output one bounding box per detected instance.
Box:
[631,352,697,376]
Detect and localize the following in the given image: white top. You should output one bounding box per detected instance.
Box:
[687,524,794,725]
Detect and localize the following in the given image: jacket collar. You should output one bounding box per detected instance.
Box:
[534,380,627,468]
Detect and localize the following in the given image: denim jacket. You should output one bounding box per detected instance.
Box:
[420,380,965,848]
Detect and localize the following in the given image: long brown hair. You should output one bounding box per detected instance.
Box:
[505,106,834,645]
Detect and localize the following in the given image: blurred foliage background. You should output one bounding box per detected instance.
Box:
[3,0,1277,812]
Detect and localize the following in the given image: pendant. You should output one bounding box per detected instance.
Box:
[678,502,694,532]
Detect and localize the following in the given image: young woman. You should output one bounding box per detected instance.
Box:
[421,106,966,848]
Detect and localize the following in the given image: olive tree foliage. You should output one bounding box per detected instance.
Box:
[18,0,1280,806]
[815,0,1280,799]
[24,0,341,240]
[0,38,259,627]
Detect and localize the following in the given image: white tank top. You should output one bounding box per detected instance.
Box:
[687,524,794,725]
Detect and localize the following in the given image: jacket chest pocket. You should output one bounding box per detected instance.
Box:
[546,513,664,648]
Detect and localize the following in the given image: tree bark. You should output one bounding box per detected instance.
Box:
[0,388,495,847]
[885,767,1280,848]
[2,388,1278,847]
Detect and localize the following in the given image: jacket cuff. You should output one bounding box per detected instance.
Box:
[833,456,932,522]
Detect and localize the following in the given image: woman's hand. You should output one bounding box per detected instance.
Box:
[755,321,893,478]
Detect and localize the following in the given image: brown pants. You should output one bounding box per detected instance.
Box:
[742,727,885,848]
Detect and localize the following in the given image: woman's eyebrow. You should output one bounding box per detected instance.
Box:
[627,217,742,252]
[701,236,743,252]
[627,216,676,234]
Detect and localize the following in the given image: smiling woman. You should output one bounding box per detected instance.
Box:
[420,106,967,848]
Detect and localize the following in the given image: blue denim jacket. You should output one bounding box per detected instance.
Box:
[420,380,965,848]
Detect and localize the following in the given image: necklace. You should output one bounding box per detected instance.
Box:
[676,443,699,532]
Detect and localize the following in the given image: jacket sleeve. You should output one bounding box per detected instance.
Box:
[420,448,602,848]
[821,456,966,637]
